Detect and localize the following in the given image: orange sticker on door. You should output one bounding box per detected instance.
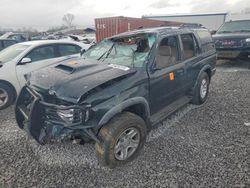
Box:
[169,72,175,80]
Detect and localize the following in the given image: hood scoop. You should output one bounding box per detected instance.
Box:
[55,64,75,74]
[55,61,100,74]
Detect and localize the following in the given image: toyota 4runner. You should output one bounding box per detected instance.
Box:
[15,27,216,168]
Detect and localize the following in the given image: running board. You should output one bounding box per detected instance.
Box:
[150,96,191,126]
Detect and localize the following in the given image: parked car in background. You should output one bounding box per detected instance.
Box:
[0,39,16,51]
[0,40,90,110]
[213,19,250,68]
[0,32,30,43]
[15,27,216,167]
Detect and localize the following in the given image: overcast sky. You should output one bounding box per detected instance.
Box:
[0,0,249,31]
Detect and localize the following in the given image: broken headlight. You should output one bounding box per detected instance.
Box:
[56,108,89,125]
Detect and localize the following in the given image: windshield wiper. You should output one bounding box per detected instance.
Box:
[98,43,115,61]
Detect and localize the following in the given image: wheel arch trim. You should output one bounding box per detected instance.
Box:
[192,65,212,93]
[98,97,150,127]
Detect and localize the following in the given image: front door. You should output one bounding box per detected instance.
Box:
[149,35,187,114]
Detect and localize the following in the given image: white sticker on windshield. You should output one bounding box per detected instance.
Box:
[108,64,130,71]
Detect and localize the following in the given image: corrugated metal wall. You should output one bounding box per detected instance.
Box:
[95,16,181,42]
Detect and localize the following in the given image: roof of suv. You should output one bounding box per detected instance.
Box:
[111,26,208,38]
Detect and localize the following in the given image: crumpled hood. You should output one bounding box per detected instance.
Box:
[28,58,136,103]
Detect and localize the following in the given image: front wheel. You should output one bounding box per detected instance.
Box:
[191,72,210,105]
[0,83,15,110]
[95,112,147,168]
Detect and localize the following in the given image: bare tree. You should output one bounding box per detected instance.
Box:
[62,13,75,28]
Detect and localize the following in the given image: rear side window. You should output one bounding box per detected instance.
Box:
[180,34,196,60]
[196,30,214,52]
[26,45,56,62]
[3,40,15,48]
[58,44,81,56]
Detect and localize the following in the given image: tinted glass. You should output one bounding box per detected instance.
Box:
[196,30,214,52]
[26,45,55,62]
[58,44,81,56]
[0,42,3,51]
[217,20,250,33]
[181,34,195,60]
[3,40,15,48]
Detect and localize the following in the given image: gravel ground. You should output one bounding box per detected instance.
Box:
[0,61,249,188]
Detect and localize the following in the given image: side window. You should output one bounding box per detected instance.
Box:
[58,44,81,56]
[180,34,197,60]
[0,42,3,51]
[26,45,55,62]
[3,40,15,48]
[196,30,214,52]
[156,36,179,69]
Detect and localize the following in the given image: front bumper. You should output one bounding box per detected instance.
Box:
[15,86,98,144]
[216,48,250,59]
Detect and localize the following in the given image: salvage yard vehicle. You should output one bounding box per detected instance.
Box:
[15,27,216,168]
[0,40,90,110]
[213,19,250,68]
[0,39,16,51]
[0,32,29,43]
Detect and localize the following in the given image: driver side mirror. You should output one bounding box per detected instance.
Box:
[210,30,216,35]
[19,57,32,65]
[80,49,86,56]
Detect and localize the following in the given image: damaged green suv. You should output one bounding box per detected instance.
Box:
[15,27,216,167]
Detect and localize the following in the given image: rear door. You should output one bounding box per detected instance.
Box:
[179,33,203,89]
[149,35,187,114]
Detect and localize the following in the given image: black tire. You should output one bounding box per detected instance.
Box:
[95,112,147,168]
[0,82,15,110]
[191,72,210,105]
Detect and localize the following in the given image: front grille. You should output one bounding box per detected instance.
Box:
[19,87,85,127]
[17,87,37,118]
[215,39,243,48]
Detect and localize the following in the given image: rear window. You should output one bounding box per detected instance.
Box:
[180,34,196,60]
[196,30,214,52]
[197,30,212,40]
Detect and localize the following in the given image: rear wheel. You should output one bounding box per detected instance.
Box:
[191,72,210,105]
[95,112,146,168]
[0,83,15,110]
